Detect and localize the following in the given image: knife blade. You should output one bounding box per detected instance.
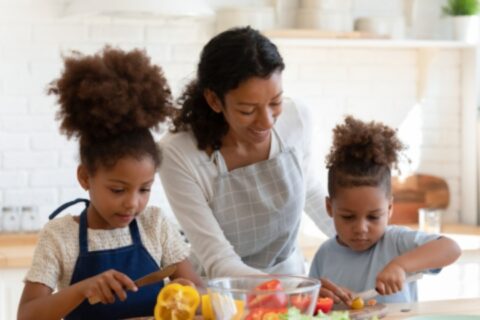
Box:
[355,272,423,301]
[88,263,177,304]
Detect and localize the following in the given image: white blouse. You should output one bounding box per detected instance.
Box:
[158,97,334,278]
[25,206,190,290]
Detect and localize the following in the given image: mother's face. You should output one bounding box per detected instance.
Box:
[206,71,283,146]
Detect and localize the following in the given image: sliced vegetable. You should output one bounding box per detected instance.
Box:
[245,307,288,320]
[350,297,364,310]
[154,283,200,320]
[314,297,334,314]
[247,279,288,309]
[290,294,311,312]
[279,307,350,319]
[366,299,377,306]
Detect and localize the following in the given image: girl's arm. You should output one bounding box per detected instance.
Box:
[18,281,87,320]
[18,270,137,320]
[376,236,461,295]
[392,236,461,273]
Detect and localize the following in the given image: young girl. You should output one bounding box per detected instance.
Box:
[17,47,203,320]
[309,116,461,304]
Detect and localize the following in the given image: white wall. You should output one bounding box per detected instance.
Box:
[0,0,471,230]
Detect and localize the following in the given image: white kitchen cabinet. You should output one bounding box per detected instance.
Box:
[0,268,27,320]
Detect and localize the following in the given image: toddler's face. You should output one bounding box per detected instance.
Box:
[81,156,156,229]
[326,186,392,252]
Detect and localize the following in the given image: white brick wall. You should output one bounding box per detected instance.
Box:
[0,0,471,231]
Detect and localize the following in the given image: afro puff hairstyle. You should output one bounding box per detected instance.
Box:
[326,116,406,198]
[49,46,174,173]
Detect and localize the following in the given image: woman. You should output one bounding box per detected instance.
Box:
[159,26,348,302]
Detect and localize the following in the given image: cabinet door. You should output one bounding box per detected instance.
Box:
[0,268,28,320]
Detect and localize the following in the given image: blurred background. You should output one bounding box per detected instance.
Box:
[1,0,480,318]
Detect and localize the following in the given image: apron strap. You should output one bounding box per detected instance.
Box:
[213,128,286,174]
[49,198,89,220]
[213,150,229,174]
[78,206,89,254]
[272,127,286,152]
[129,219,142,244]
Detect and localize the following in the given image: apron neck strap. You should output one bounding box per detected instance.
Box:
[78,206,142,254]
[49,198,89,220]
[213,128,285,174]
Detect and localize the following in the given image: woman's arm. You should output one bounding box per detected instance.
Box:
[170,259,206,291]
[18,270,137,320]
[159,136,263,278]
[283,99,335,237]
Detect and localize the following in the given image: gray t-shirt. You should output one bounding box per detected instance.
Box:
[309,225,441,303]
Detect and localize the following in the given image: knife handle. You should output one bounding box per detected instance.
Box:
[405,272,423,283]
[88,296,101,305]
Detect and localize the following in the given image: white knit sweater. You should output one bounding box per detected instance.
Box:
[25,206,189,290]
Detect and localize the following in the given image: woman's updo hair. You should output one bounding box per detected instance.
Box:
[49,46,173,173]
[172,26,285,150]
[326,116,405,197]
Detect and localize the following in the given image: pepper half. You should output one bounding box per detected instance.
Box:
[154,283,200,320]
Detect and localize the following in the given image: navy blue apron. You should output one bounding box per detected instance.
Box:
[49,198,164,320]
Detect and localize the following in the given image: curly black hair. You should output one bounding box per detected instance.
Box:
[326,116,406,197]
[49,46,174,173]
[171,26,285,150]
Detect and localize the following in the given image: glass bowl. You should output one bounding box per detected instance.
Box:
[207,274,321,319]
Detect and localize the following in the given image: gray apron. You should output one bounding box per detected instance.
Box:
[210,129,306,274]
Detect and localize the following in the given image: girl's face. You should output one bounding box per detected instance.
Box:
[78,156,156,229]
[206,71,283,146]
[326,186,393,252]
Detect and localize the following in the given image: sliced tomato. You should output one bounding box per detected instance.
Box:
[247,280,287,309]
[314,297,334,314]
[245,307,287,320]
[245,308,267,320]
[290,294,311,312]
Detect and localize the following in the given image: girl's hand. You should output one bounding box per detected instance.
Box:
[375,261,406,296]
[319,277,353,306]
[80,269,137,304]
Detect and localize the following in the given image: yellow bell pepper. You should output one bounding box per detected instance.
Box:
[154,283,200,320]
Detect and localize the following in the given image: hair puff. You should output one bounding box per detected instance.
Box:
[326,116,405,170]
[49,46,173,140]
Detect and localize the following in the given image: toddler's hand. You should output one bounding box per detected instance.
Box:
[80,269,137,304]
[375,262,406,296]
[319,277,353,306]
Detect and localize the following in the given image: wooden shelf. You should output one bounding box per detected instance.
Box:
[263,29,478,48]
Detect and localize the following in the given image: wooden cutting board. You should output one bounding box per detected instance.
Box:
[390,174,449,224]
[334,303,388,320]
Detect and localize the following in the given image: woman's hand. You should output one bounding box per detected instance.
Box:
[375,261,406,296]
[80,269,138,304]
[319,277,353,306]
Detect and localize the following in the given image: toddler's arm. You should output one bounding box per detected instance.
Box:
[376,236,461,295]
[17,269,137,320]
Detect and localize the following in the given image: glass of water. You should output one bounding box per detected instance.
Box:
[418,208,442,234]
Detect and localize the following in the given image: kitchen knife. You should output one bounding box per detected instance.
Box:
[355,272,423,301]
[88,263,177,305]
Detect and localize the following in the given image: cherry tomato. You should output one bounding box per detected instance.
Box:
[351,297,365,310]
[247,280,287,309]
[290,294,311,312]
[314,297,334,314]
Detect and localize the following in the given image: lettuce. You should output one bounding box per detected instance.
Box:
[279,307,350,320]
